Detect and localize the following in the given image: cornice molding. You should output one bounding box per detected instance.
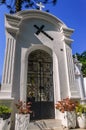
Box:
[6,26,19,34]
[62,36,74,44]
[5,14,21,27]
[16,10,67,28]
[61,27,74,37]
[5,10,68,34]
[5,10,74,38]
[5,14,21,34]
[60,27,74,44]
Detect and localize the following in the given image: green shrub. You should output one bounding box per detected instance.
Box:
[0,105,11,120]
[0,105,11,114]
[76,104,86,116]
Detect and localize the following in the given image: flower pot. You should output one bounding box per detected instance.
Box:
[0,117,11,130]
[77,113,86,128]
[15,113,30,130]
[62,111,76,128]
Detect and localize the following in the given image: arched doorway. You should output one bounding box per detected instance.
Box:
[27,49,55,120]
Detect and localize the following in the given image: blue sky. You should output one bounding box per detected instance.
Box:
[0,0,86,82]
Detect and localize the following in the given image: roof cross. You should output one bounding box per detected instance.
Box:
[36,2,45,11]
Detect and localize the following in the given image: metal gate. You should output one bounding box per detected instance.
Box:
[27,50,55,120]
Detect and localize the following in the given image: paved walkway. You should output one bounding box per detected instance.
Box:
[28,119,86,130]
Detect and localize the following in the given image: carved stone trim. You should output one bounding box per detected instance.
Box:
[5,14,21,27]
[16,10,66,28]
[63,36,74,44]
[2,38,16,85]
[62,27,74,37]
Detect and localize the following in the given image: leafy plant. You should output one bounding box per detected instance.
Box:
[15,100,32,114]
[0,105,11,114]
[73,51,86,77]
[76,104,86,116]
[55,97,78,113]
[0,105,11,120]
[0,0,58,13]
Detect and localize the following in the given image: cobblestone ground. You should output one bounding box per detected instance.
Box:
[28,119,86,130]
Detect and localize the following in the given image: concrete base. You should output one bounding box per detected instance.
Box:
[28,119,85,130]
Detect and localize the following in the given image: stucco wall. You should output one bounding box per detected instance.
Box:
[12,17,70,101]
[84,77,86,96]
[1,10,80,100]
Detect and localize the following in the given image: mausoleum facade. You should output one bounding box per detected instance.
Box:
[0,10,84,120]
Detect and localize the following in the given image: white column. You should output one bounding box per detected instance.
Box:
[84,78,86,96]
[53,52,61,102]
[20,48,28,101]
[63,43,71,97]
[1,35,16,91]
[53,52,62,119]
[64,43,80,98]
[75,63,86,100]
[66,46,75,87]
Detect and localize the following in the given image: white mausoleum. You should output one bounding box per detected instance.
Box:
[0,10,85,121]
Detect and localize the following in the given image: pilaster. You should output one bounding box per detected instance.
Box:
[2,34,16,91]
[1,14,20,94]
[62,27,80,99]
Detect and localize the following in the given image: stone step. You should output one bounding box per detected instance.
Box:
[28,119,63,130]
[28,119,84,130]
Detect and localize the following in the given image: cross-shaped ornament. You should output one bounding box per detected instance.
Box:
[36,2,45,11]
[34,25,54,41]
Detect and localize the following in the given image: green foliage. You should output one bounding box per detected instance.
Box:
[75,51,86,77]
[0,0,58,13]
[76,104,86,116]
[0,105,11,114]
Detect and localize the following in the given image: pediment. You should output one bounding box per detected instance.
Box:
[5,10,74,43]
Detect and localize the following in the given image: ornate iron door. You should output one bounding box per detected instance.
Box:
[27,50,55,120]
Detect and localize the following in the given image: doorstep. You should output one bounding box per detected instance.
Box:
[28,119,62,130]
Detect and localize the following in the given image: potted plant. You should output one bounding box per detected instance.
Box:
[76,103,86,128]
[55,97,78,128]
[0,105,11,130]
[15,100,32,130]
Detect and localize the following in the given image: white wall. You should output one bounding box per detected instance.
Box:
[84,77,86,96]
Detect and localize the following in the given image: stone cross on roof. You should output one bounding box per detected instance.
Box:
[36,2,45,11]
